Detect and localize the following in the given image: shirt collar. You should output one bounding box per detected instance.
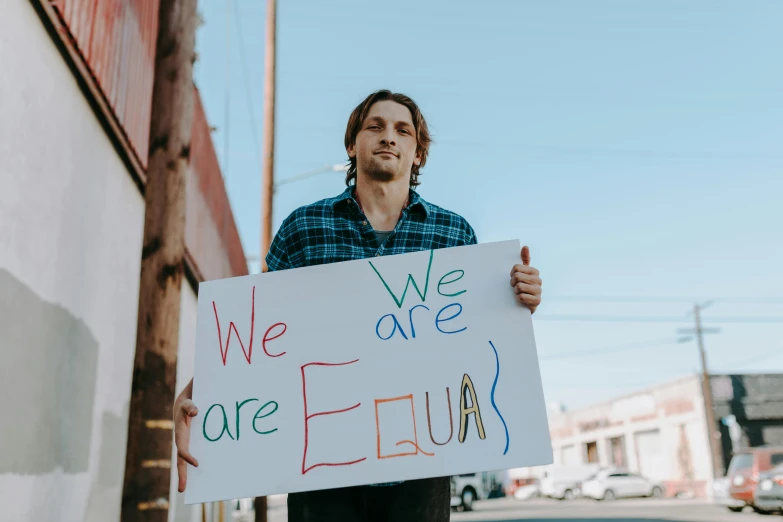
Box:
[331,186,430,218]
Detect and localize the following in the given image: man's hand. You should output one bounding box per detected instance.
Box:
[510,245,542,314]
[174,378,199,493]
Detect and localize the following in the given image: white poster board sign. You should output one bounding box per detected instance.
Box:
[185,240,552,504]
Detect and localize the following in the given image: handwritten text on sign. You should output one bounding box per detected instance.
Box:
[185,240,552,504]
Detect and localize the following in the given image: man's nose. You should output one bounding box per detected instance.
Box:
[380,129,396,146]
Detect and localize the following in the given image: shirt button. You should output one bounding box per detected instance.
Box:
[362,220,368,226]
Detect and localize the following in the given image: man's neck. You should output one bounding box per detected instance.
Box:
[354,175,410,232]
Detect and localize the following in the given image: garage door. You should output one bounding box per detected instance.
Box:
[635,429,666,480]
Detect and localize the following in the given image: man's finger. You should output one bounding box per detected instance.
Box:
[180,399,198,417]
[511,273,542,287]
[177,448,199,467]
[174,423,199,467]
[521,246,531,266]
[517,293,541,306]
[514,282,538,296]
[510,264,539,277]
[177,457,188,493]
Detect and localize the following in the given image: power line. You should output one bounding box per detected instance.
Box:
[534,314,783,323]
[233,0,263,170]
[540,338,678,361]
[223,0,231,180]
[434,141,783,163]
[716,349,783,370]
[544,296,783,304]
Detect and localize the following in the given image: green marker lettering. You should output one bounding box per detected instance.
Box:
[369,250,434,309]
[437,269,466,297]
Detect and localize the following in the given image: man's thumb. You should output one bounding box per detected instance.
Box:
[521,246,531,266]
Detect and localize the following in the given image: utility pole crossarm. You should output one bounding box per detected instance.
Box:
[678,327,721,335]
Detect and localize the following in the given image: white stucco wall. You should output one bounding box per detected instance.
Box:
[0,1,205,521]
[0,2,145,521]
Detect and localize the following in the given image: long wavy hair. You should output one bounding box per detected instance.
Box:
[343,90,432,188]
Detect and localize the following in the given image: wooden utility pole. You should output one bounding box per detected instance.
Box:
[680,304,723,478]
[694,304,724,477]
[260,0,276,275]
[121,0,198,520]
[253,1,275,517]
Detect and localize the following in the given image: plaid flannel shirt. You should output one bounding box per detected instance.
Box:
[265,186,477,486]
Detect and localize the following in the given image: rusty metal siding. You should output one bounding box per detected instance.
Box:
[41,0,250,278]
[51,0,159,168]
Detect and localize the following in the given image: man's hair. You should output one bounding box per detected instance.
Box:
[343,90,432,188]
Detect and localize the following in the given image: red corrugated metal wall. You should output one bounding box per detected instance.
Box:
[45,0,249,278]
[51,0,159,168]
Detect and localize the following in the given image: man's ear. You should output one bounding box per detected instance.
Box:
[413,150,422,166]
[347,144,356,159]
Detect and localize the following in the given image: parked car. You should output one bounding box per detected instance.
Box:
[580,469,664,501]
[712,476,745,511]
[506,474,539,498]
[539,464,600,500]
[513,480,540,501]
[726,445,783,513]
[753,464,783,515]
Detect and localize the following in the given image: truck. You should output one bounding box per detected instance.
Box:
[450,472,505,511]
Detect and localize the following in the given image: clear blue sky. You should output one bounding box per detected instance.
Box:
[193,1,783,409]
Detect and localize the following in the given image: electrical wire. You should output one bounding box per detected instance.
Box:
[223,0,231,180]
[544,296,783,304]
[233,0,263,170]
[540,338,679,361]
[715,349,783,370]
[535,314,783,323]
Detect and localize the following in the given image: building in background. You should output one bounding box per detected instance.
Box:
[711,374,783,471]
[0,0,246,521]
[507,373,783,499]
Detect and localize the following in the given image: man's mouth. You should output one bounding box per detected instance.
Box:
[375,150,397,157]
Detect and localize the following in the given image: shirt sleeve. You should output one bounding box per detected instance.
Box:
[463,220,478,245]
[265,215,295,272]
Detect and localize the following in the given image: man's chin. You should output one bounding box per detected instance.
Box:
[364,168,398,183]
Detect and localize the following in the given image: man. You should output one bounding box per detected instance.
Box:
[173,90,543,521]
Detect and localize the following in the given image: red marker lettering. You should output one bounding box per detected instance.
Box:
[212,286,255,365]
[301,360,366,474]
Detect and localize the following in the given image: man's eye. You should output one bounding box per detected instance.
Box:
[399,129,410,135]
[367,125,380,130]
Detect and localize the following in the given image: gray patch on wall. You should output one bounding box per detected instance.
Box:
[95,402,129,487]
[0,269,98,474]
[84,403,130,522]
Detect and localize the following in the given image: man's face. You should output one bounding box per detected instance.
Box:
[348,100,421,184]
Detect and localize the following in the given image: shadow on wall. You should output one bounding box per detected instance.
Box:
[0,268,99,474]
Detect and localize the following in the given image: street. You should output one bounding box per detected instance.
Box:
[450,498,777,522]
[264,496,778,522]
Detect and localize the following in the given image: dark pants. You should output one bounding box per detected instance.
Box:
[286,477,451,522]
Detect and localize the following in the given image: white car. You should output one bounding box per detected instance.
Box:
[513,483,540,500]
[581,469,664,501]
[712,476,745,510]
[539,464,601,500]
